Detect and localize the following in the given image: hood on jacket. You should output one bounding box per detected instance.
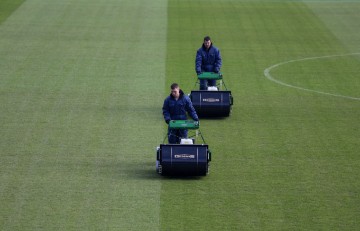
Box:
[170,89,185,98]
[202,43,213,51]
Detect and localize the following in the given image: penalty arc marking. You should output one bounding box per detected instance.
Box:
[264,53,360,101]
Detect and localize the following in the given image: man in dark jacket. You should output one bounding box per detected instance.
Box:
[162,83,199,144]
[195,36,222,90]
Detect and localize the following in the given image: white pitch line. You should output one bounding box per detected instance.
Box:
[264,53,360,101]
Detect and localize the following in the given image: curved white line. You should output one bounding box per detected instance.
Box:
[264,53,360,101]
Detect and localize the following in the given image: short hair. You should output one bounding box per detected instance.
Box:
[171,83,179,89]
[204,36,211,41]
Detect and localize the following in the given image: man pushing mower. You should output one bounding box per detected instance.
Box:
[162,83,199,144]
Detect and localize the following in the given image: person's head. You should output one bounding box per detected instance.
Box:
[170,83,180,99]
[203,36,212,50]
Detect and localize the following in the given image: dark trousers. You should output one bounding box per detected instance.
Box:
[168,129,188,144]
[200,79,217,90]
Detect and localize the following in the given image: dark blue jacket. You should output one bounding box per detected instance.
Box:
[195,44,222,74]
[162,90,199,122]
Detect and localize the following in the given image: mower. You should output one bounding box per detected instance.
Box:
[189,72,233,117]
[156,120,211,176]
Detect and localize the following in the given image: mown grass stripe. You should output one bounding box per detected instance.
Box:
[0,0,25,24]
[162,1,360,230]
[1,0,167,230]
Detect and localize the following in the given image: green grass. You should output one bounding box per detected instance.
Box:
[1,0,360,230]
[161,1,360,230]
[0,0,25,24]
[1,0,166,230]
[269,55,360,98]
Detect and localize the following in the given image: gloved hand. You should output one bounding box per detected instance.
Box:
[197,71,202,75]
[165,119,170,124]
[214,69,219,73]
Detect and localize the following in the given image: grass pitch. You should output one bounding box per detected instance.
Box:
[164,1,360,230]
[1,0,166,230]
[1,0,359,230]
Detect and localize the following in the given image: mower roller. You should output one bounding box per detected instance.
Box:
[156,120,211,176]
[189,72,233,117]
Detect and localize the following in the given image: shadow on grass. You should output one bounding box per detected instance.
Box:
[56,155,206,181]
[158,175,204,180]
[127,161,205,181]
[198,116,230,121]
